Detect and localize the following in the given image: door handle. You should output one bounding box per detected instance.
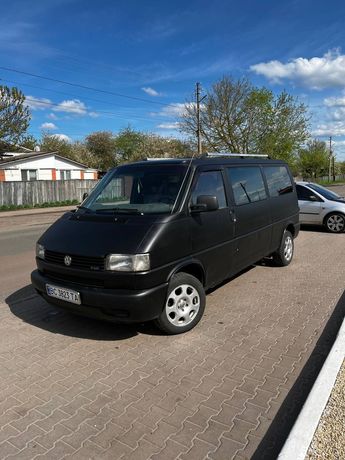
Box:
[230,208,237,222]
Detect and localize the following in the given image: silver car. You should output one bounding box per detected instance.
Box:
[296,181,345,233]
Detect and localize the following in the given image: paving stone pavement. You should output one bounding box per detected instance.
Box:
[0,229,344,460]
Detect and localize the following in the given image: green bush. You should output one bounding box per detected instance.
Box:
[0,199,79,212]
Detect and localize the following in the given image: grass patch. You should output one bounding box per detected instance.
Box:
[0,200,79,212]
[317,179,345,186]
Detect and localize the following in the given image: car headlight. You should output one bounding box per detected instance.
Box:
[36,243,45,260]
[105,254,150,272]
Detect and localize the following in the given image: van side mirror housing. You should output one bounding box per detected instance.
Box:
[191,195,219,213]
[82,192,88,201]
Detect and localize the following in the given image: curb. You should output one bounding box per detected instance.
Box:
[0,206,76,218]
[278,317,345,460]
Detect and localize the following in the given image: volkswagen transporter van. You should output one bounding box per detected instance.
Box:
[31,154,300,334]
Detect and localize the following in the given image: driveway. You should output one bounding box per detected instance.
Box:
[0,224,344,459]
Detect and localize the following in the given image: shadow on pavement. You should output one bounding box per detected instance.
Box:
[300,224,328,233]
[6,284,162,340]
[252,289,345,459]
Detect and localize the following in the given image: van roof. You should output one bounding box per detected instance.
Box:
[124,155,288,167]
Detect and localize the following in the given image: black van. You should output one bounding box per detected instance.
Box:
[31,154,300,334]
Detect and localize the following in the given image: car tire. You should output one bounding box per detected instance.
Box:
[324,213,345,233]
[272,230,294,266]
[155,272,205,335]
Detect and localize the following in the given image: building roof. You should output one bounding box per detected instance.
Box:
[0,151,93,169]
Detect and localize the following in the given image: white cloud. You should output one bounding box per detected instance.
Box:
[156,102,198,118]
[324,90,345,108]
[25,95,51,110]
[49,134,72,143]
[142,87,161,97]
[53,99,87,115]
[157,122,180,129]
[333,140,345,147]
[25,95,96,117]
[250,49,345,89]
[312,122,345,137]
[40,122,57,130]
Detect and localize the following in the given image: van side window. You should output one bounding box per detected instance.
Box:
[191,171,227,208]
[264,166,293,197]
[227,167,267,205]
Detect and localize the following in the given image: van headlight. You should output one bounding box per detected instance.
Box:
[105,254,150,272]
[36,243,45,260]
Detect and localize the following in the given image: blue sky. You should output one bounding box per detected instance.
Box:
[2,0,345,159]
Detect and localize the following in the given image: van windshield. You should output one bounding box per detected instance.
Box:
[81,164,188,214]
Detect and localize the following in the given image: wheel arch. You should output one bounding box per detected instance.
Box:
[323,210,345,226]
[169,261,206,286]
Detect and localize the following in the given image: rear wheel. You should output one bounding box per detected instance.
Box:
[155,272,205,334]
[325,213,345,233]
[272,230,294,266]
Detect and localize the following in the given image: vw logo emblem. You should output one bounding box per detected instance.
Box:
[64,255,72,266]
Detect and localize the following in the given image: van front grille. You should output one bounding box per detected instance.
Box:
[45,270,104,288]
[45,250,105,271]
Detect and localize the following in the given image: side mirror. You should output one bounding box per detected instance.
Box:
[309,195,318,202]
[82,192,88,201]
[191,195,219,213]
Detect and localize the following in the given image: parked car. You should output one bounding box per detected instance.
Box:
[31,154,300,334]
[296,181,345,233]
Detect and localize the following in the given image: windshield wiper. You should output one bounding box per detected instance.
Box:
[95,207,143,214]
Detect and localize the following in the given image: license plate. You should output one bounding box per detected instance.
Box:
[46,284,81,305]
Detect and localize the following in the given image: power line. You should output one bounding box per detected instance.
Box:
[0,66,169,106]
[0,77,164,118]
[23,96,172,124]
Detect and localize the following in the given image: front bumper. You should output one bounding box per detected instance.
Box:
[31,269,168,323]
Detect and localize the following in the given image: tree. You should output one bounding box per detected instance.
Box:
[40,132,73,159]
[113,128,193,163]
[85,131,116,170]
[0,85,31,151]
[20,134,38,151]
[297,140,329,179]
[339,161,345,176]
[180,76,309,166]
[114,127,146,163]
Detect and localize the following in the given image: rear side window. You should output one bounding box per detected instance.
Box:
[190,171,227,208]
[227,167,267,205]
[264,166,293,197]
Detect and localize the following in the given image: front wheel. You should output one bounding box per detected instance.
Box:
[325,213,345,233]
[155,272,205,334]
[272,230,294,266]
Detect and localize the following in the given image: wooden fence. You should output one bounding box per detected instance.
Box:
[0,180,98,206]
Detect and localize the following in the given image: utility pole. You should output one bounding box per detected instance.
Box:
[195,82,206,155]
[329,136,332,182]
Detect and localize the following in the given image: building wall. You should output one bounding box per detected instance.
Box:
[0,154,97,182]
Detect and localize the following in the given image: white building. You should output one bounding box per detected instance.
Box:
[0,151,98,182]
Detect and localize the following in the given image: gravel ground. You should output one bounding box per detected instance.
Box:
[306,359,345,459]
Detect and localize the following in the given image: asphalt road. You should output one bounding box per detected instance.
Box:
[0,212,64,300]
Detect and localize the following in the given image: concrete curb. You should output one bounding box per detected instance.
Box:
[278,317,345,460]
[0,205,76,218]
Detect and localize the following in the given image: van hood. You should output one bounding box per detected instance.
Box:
[38,211,154,257]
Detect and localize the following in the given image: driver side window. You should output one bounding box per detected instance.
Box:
[190,171,227,208]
